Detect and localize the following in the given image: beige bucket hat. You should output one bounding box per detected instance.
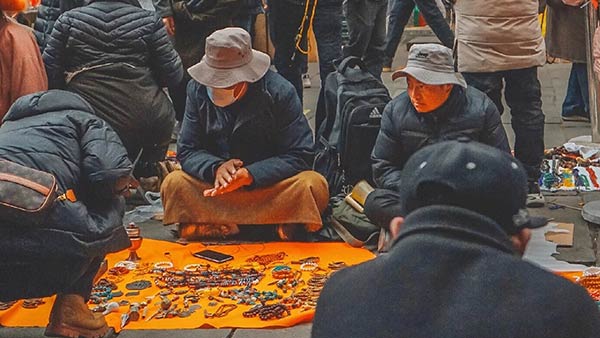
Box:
[392,43,467,88]
[187,27,271,88]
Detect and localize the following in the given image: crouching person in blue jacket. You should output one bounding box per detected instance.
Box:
[0,90,133,338]
[160,28,329,241]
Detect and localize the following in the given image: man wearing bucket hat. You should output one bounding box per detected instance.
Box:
[363,43,510,230]
[313,140,600,338]
[161,27,329,241]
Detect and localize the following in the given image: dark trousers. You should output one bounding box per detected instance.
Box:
[384,0,453,64]
[0,256,103,301]
[343,0,387,80]
[269,1,343,100]
[233,9,262,41]
[563,63,589,118]
[463,67,545,181]
[363,188,404,230]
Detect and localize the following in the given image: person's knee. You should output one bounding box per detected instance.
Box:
[160,170,191,197]
[364,189,403,229]
[295,171,328,188]
[293,171,330,209]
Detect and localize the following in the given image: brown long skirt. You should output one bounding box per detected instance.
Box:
[160,171,329,231]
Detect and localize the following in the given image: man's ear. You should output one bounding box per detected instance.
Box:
[389,217,405,239]
[511,229,531,256]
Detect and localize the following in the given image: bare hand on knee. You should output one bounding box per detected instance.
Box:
[204,162,252,196]
[213,159,243,189]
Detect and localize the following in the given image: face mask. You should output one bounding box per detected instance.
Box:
[407,76,453,113]
[207,82,248,107]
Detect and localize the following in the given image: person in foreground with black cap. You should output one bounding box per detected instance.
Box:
[312,140,600,338]
[364,43,512,230]
[160,27,329,241]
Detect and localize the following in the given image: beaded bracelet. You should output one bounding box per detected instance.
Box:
[154,262,174,271]
[183,264,205,273]
[115,261,138,270]
[300,262,318,272]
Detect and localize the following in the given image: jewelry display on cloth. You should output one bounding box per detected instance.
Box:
[0,251,350,323]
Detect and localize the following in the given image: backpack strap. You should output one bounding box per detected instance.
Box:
[330,217,381,248]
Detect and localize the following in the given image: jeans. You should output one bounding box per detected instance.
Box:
[384,0,453,64]
[343,0,388,79]
[269,1,343,100]
[463,67,545,181]
[562,63,589,118]
[0,255,104,301]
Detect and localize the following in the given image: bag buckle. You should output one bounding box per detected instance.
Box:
[57,189,77,202]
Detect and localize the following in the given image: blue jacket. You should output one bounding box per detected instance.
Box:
[372,86,510,191]
[313,205,600,338]
[178,70,314,188]
[0,91,132,299]
[43,0,183,89]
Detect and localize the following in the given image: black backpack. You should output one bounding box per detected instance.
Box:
[313,57,391,196]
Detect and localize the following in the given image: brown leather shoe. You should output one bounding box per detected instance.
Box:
[45,294,110,338]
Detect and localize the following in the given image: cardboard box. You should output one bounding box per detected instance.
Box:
[545,222,574,247]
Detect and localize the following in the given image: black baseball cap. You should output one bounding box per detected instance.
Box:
[397,139,548,234]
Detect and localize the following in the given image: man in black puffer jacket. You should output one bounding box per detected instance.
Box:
[313,141,600,338]
[43,0,184,176]
[0,90,132,338]
[364,44,510,229]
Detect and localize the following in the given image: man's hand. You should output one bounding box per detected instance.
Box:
[162,16,175,35]
[204,167,253,197]
[214,159,243,189]
[561,0,584,6]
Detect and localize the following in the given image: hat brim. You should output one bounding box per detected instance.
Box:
[392,66,467,88]
[187,50,271,88]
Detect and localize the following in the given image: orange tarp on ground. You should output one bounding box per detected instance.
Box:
[0,239,375,331]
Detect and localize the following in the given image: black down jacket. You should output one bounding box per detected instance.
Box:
[371,86,510,191]
[33,0,83,52]
[313,206,600,338]
[43,0,183,89]
[0,90,132,300]
[179,70,314,188]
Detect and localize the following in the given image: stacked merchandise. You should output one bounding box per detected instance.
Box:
[539,144,600,191]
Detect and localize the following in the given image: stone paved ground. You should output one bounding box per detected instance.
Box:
[2,53,599,338]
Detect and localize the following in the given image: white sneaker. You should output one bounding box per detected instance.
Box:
[302,73,312,88]
[526,193,546,208]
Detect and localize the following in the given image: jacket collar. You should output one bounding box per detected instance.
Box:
[88,0,141,8]
[230,77,272,133]
[393,205,517,255]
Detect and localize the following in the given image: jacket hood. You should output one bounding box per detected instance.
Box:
[4,90,95,122]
